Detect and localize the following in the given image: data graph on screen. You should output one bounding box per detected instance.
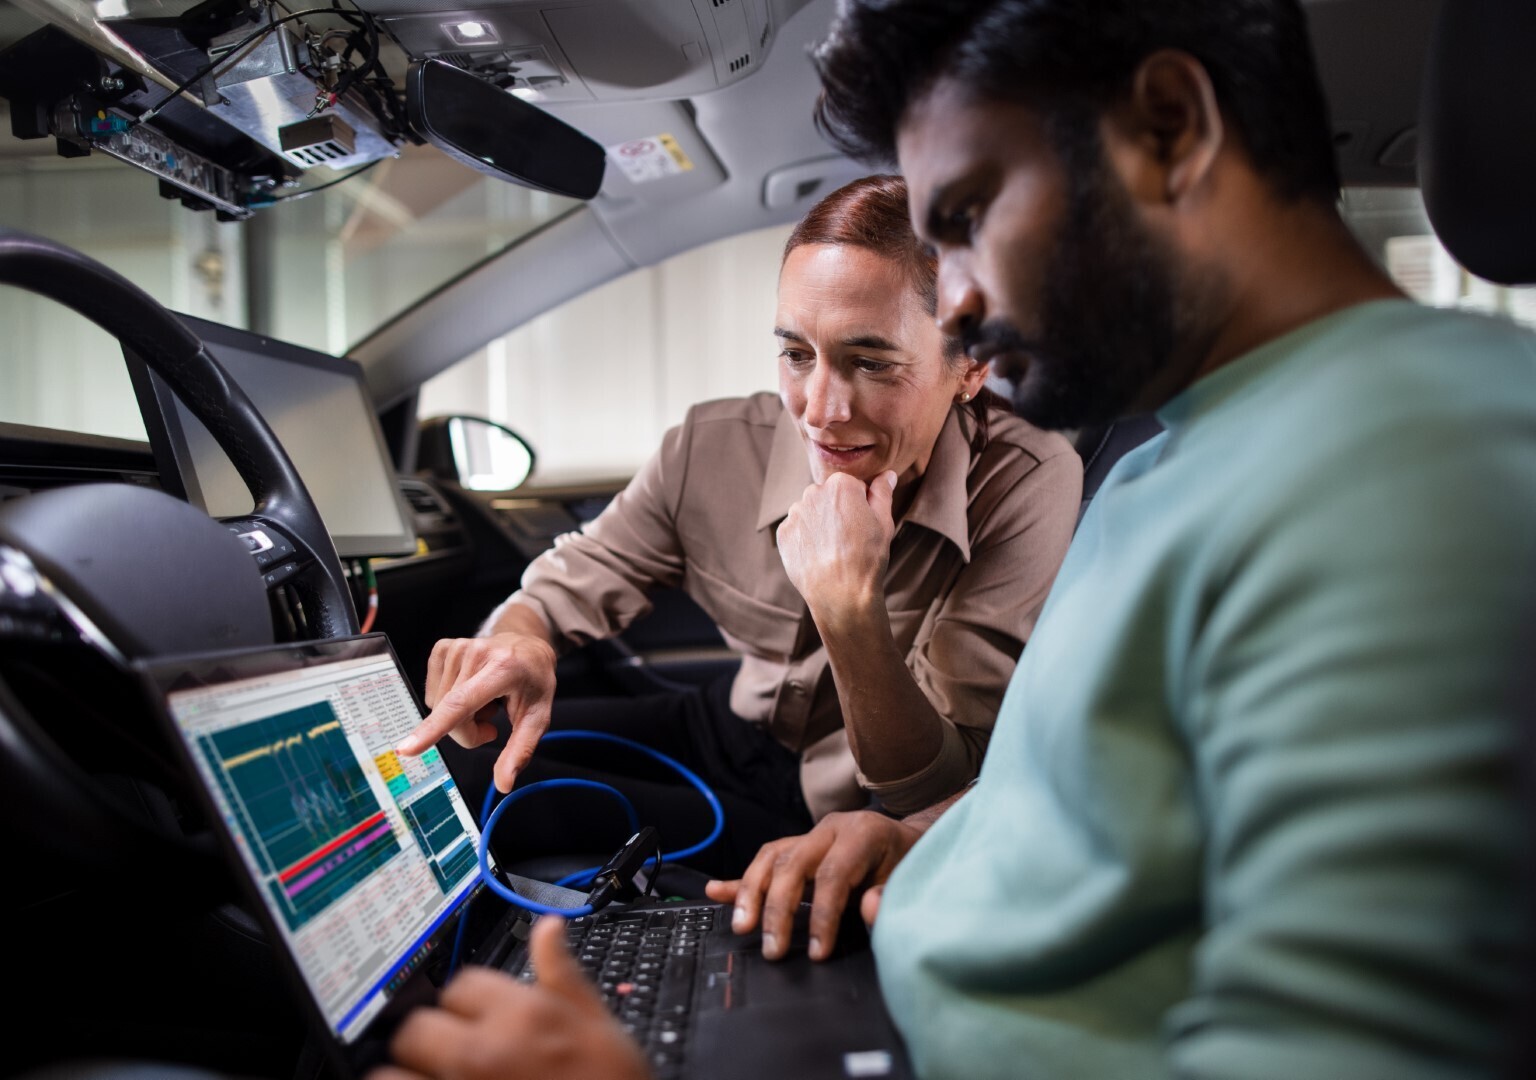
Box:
[154,642,490,1043]
[200,700,401,931]
[402,784,477,890]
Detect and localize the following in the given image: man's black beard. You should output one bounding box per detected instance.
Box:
[967,151,1188,432]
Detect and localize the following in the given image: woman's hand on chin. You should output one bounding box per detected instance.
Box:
[777,469,898,631]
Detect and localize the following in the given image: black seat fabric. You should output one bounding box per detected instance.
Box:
[1071,415,1164,525]
[1418,0,1536,286]
[987,380,1162,524]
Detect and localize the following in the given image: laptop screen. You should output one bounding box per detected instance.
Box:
[142,636,482,1044]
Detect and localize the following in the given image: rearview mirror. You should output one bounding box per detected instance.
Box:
[419,415,537,492]
[406,59,605,199]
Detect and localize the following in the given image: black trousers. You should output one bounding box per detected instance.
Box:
[439,676,813,879]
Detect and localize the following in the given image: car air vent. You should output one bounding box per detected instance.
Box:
[391,477,467,563]
[398,478,452,520]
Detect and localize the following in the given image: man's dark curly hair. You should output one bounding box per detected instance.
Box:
[812,0,1341,205]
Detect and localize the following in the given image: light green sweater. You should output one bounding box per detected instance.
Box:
[873,301,1536,1079]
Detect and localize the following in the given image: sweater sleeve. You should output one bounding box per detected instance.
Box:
[1163,411,1535,1079]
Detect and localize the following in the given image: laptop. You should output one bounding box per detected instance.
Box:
[137,634,911,1080]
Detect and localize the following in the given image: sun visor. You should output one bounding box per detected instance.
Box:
[406,59,605,198]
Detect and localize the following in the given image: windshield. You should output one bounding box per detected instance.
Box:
[0,107,576,440]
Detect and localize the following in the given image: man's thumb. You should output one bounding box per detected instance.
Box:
[527,916,598,1005]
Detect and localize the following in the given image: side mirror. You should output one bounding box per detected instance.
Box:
[406,59,605,199]
[419,415,537,491]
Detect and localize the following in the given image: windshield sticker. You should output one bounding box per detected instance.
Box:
[607,134,694,184]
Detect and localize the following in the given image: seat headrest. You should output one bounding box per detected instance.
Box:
[1417,0,1536,286]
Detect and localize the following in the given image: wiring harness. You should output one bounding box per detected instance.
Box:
[133,0,407,205]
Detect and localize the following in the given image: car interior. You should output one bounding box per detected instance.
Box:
[0,0,1531,1075]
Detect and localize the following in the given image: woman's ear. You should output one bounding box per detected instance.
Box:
[956,357,990,403]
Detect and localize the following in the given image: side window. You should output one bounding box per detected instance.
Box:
[418,223,794,483]
[1344,187,1536,327]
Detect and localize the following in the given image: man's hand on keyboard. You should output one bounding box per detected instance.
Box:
[705,810,922,962]
[370,916,651,1080]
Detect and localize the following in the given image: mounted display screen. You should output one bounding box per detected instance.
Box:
[126,313,417,559]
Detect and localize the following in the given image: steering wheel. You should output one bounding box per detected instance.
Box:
[0,228,358,876]
[0,229,357,648]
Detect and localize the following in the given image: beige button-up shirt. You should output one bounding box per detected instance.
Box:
[508,392,1081,818]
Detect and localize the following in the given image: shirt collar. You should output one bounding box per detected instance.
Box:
[757,409,812,532]
[756,405,975,563]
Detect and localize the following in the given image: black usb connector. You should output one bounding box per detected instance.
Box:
[585,826,660,912]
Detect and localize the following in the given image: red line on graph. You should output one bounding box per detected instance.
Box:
[279,810,388,883]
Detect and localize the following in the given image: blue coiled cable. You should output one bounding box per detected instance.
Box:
[473,730,726,909]
[450,776,635,973]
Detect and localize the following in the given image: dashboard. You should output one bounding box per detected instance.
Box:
[0,412,728,696]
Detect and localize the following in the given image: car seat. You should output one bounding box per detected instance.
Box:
[1417,0,1536,289]
[1416,1,1536,1074]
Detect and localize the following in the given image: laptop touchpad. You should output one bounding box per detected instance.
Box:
[741,948,869,1005]
[689,983,909,1079]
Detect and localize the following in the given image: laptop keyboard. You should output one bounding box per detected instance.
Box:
[514,905,718,1078]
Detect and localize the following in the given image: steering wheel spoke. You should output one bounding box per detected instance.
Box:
[224,518,314,591]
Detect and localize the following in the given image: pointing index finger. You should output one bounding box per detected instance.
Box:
[396,698,472,756]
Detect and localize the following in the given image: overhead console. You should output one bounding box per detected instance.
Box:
[0,0,811,218]
[372,0,811,104]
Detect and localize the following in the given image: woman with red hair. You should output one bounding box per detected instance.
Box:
[401,176,1081,874]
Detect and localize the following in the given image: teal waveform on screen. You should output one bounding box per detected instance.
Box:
[202,700,401,931]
